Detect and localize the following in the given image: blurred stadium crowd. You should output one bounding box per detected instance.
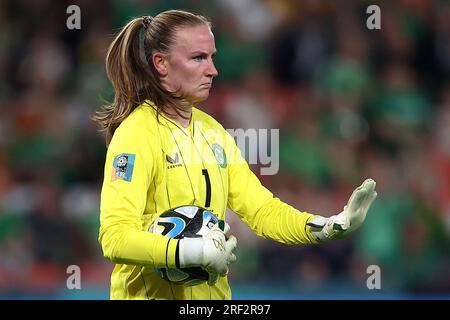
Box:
[0,0,449,298]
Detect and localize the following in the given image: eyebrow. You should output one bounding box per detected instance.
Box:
[190,50,217,56]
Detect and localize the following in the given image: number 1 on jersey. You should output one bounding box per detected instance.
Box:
[202,169,211,208]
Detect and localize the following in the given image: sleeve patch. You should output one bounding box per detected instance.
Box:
[111,153,136,182]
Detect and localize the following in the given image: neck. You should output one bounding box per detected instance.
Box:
[163,103,192,128]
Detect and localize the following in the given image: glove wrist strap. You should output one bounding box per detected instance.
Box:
[179,237,203,268]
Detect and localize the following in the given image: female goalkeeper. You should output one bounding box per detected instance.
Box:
[94,10,377,300]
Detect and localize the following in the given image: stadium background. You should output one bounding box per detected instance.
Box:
[0,0,449,299]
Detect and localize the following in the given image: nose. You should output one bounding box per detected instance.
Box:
[207,59,218,78]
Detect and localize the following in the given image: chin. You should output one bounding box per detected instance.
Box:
[191,94,209,104]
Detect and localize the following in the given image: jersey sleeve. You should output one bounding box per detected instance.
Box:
[98,121,178,269]
[225,131,319,245]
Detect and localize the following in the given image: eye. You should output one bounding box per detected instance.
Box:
[193,55,204,61]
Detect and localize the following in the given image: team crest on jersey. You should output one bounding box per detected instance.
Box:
[211,143,227,168]
[111,153,135,182]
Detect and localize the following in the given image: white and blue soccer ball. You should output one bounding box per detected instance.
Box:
[150,205,219,286]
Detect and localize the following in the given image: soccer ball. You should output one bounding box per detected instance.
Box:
[150,205,219,286]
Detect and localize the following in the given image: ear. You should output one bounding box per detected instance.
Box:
[152,52,168,77]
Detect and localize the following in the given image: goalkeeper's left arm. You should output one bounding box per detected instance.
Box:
[225,131,377,245]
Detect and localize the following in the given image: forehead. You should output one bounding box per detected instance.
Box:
[171,24,216,54]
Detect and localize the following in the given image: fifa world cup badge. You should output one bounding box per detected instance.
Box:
[112,153,136,182]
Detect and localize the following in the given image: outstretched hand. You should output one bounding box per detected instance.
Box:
[307,179,378,242]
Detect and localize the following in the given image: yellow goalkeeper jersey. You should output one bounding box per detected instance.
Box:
[98,100,319,300]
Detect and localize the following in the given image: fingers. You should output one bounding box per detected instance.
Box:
[226,235,237,251]
[222,221,230,235]
[348,178,377,210]
[225,235,238,265]
[207,253,236,286]
[354,179,376,196]
[363,178,376,191]
[360,179,376,201]
[206,263,228,277]
[365,190,377,209]
[228,253,237,264]
[370,191,378,202]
